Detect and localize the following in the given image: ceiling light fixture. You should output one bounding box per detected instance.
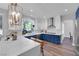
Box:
[8,3,23,25]
[30,9,33,12]
[65,9,68,12]
[8,3,23,26]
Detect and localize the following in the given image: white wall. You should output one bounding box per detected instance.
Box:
[62,14,75,37]
[63,19,74,37]
[35,17,47,31]
[0,8,8,40]
[61,14,76,46]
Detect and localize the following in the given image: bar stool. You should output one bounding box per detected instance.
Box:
[33,39,46,56]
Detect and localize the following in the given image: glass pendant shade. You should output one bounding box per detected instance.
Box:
[8,3,23,30]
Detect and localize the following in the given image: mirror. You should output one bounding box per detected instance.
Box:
[0,15,3,36]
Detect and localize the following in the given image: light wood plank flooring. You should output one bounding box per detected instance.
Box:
[42,37,75,56]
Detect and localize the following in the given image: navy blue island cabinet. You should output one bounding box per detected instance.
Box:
[25,34,61,44]
[39,34,61,44]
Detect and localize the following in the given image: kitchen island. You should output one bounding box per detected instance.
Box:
[0,36,41,56]
[24,32,62,44]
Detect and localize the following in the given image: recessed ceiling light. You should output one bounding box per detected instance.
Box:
[30,9,33,12]
[65,9,68,12]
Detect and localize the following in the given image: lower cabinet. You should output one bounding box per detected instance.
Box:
[25,34,61,44]
[39,34,61,44]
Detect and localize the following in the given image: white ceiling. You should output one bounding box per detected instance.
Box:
[0,3,79,18]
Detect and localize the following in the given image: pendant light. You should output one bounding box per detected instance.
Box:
[8,3,23,30]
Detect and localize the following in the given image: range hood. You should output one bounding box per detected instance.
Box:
[48,17,56,28]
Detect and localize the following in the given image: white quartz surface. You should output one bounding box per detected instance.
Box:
[23,32,41,37]
[0,36,40,56]
[23,32,61,37]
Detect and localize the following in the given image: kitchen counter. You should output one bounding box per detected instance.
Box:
[23,31,61,37]
[0,36,41,56]
[23,32,42,37]
[24,32,61,44]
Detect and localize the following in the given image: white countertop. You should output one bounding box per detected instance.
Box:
[0,36,40,56]
[23,32,61,37]
[23,32,41,37]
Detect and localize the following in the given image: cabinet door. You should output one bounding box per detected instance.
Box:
[57,36,60,44]
[49,35,60,44]
[47,34,52,42]
[50,35,55,43]
[39,34,44,40]
[45,34,49,41]
[53,35,60,44]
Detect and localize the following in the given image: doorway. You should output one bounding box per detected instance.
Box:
[62,19,74,45]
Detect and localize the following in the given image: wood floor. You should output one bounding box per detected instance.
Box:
[42,37,75,56]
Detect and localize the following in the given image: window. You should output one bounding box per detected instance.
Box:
[23,21,33,32]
